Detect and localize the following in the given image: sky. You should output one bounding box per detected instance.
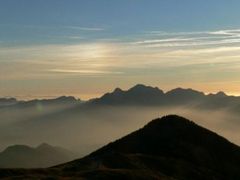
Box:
[1,0,240,100]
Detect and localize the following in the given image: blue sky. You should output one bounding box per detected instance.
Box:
[1,0,240,44]
[1,0,240,99]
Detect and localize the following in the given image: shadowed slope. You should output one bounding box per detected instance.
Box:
[57,115,240,179]
[1,115,240,179]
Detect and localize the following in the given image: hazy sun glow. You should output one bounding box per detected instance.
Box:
[1,1,240,99]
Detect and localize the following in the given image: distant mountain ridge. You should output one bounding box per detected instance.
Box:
[2,84,240,118]
[0,98,18,107]
[90,84,240,110]
[2,85,239,109]
[92,84,164,105]
[0,96,81,108]
[0,143,77,168]
[1,115,240,179]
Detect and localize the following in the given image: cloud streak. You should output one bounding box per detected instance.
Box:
[48,69,123,75]
[64,26,105,31]
[133,29,240,48]
[1,28,240,98]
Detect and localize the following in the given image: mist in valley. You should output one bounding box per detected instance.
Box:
[0,103,239,157]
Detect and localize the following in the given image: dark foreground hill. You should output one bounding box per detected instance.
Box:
[1,115,240,179]
[0,143,77,168]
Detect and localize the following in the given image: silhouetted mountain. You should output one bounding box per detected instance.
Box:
[2,115,240,179]
[2,85,240,112]
[17,96,81,108]
[0,96,82,130]
[214,91,227,98]
[0,143,77,168]
[0,96,81,110]
[2,85,240,110]
[92,84,164,105]
[165,88,205,105]
[0,98,18,107]
[89,84,208,106]
[55,115,240,179]
[89,85,240,111]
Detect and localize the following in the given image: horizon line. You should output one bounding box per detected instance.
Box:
[1,84,240,101]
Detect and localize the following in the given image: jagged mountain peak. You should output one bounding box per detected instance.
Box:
[128,84,163,93]
[215,91,227,97]
[112,87,124,94]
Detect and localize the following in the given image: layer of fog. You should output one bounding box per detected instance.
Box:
[0,105,240,157]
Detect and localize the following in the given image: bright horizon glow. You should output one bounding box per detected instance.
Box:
[1,1,240,99]
[6,85,240,101]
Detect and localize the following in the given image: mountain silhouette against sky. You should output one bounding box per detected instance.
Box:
[89,84,240,111]
[2,84,240,134]
[1,115,240,179]
[2,84,240,111]
[15,96,81,109]
[0,96,80,109]
[92,84,165,105]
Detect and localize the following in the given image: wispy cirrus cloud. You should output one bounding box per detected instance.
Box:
[1,28,240,98]
[48,69,123,75]
[64,26,105,31]
[145,30,208,36]
[131,28,240,48]
[208,29,240,36]
[0,24,105,31]
[145,29,240,37]
[133,38,196,45]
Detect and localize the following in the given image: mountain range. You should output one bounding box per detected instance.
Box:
[1,84,240,165]
[2,84,239,111]
[1,115,240,179]
[0,98,18,107]
[90,84,238,109]
[0,96,80,109]
[0,143,77,168]
[1,84,240,157]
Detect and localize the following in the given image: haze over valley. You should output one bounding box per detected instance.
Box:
[1,1,240,179]
[1,84,240,157]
